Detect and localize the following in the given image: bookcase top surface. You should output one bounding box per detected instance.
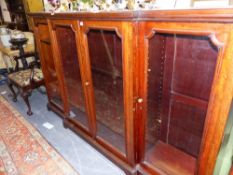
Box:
[29,8,233,23]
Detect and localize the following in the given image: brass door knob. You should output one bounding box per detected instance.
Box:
[137,98,143,103]
[157,119,162,124]
[85,82,90,86]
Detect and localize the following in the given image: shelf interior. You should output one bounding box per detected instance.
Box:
[145,141,196,175]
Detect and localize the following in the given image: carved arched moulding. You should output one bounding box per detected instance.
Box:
[51,22,77,33]
[34,22,47,27]
[81,23,123,39]
[144,28,224,49]
[33,18,47,27]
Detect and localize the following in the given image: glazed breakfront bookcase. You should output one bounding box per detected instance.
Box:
[30,9,233,175]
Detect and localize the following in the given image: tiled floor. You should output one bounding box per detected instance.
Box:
[0,84,125,175]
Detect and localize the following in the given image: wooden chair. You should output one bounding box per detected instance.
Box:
[7,39,44,116]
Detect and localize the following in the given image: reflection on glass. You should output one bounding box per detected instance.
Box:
[87,30,125,154]
[38,24,63,109]
[55,26,88,128]
[41,42,63,108]
[146,34,218,174]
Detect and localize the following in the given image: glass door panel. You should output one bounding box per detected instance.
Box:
[87,29,126,154]
[37,24,63,110]
[145,33,218,174]
[54,24,88,129]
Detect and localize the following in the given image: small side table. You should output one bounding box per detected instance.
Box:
[9,38,28,69]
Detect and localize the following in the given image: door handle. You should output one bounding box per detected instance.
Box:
[137,98,143,103]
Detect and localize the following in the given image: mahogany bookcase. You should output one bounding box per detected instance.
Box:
[30,9,233,175]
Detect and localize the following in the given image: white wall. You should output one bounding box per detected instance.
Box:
[156,0,231,9]
[0,0,11,22]
[156,0,192,8]
[193,0,229,8]
[176,0,193,8]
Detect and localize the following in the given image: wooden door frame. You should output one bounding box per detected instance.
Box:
[33,17,65,113]
[78,20,136,166]
[47,19,94,136]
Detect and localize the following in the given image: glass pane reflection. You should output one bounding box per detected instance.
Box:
[87,29,126,154]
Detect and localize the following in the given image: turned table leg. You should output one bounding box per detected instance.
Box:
[8,82,17,102]
[21,90,33,116]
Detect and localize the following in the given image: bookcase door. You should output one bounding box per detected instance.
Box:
[79,21,135,163]
[49,20,90,132]
[34,19,64,111]
[137,21,229,175]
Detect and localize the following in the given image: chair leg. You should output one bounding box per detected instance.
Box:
[21,90,33,116]
[8,82,17,102]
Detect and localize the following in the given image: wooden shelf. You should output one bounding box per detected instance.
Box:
[144,141,196,175]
